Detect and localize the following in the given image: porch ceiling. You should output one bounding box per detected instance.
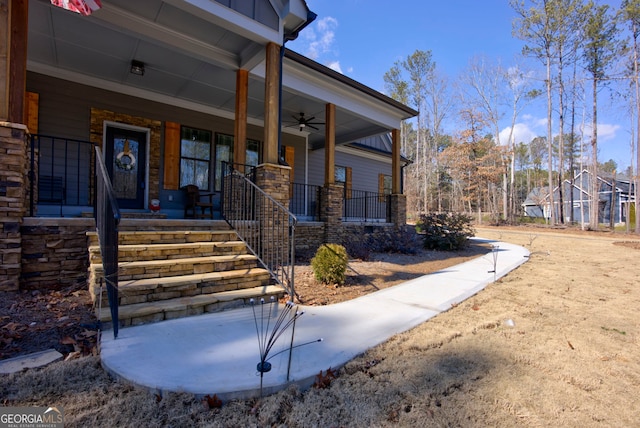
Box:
[27,0,413,149]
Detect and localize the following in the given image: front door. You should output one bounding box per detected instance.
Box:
[105,126,147,209]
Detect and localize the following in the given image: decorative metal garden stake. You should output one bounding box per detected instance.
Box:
[488,244,499,281]
[250,297,302,396]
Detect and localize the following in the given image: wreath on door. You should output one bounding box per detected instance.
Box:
[115,139,136,171]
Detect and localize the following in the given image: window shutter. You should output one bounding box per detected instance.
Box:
[345,166,352,199]
[284,145,295,197]
[25,92,39,134]
[378,174,385,202]
[164,121,180,190]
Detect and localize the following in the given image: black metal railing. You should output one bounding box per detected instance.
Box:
[343,188,389,222]
[28,134,96,216]
[221,163,297,301]
[290,183,322,220]
[94,147,121,339]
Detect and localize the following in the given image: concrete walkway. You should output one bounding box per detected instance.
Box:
[100,238,529,400]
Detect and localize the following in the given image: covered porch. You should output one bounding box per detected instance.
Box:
[1,0,417,292]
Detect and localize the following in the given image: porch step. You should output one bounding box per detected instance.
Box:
[86,230,237,246]
[87,226,283,327]
[98,285,285,326]
[89,254,260,296]
[95,267,271,306]
[88,240,248,264]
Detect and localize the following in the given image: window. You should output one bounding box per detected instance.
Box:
[180,127,211,190]
[214,134,262,191]
[335,165,346,185]
[335,165,352,198]
[246,139,261,167]
[214,134,233,191]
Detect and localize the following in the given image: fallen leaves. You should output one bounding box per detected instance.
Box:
[313,367,337,389]
[202,394,223,409]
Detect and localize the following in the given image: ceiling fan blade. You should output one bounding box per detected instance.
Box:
[305,116,316,123]
[308,124,319,130]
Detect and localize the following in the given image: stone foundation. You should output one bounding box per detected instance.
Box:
[389,194,407,227]
[21,218,94,290]
[0,123,28,291]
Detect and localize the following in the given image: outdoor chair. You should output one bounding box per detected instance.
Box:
[182,184,214,219]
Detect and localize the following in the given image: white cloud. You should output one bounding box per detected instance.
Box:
[303,16,338,60]
[291,16,349,74]
[581,123,620,142]
[327,61,343,73]
[499,122,537,146]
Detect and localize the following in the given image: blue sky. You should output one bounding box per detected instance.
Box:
[288,0,634,173]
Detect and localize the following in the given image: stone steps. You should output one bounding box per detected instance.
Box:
[87,227,283,327]
[97,285,284,326]
[94,267,271,306]
[88,240,248,263]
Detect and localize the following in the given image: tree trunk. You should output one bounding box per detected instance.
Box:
[635,25,640,234]
[546,55,556,225]
[591,77,599,229]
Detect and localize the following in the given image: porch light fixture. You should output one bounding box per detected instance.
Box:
[130,60,145,76]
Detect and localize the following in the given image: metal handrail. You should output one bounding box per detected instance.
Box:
[221,163,297,301]
[94,147,121,338]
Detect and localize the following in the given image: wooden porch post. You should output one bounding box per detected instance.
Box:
[2,0,28,123]
[0,0,8,121]
[392,128,401,194]
[263,42,280,165]
[324,103,335,185]
[0,0,29,291]
[321,102,342,243]
[389,128,407,226]
[234,69,248,166]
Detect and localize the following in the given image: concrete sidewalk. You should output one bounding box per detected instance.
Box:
[100,238,529,400]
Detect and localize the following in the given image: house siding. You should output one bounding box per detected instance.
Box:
[307,148,392,193]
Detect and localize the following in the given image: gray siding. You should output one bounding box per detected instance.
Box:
[308,148,392,194]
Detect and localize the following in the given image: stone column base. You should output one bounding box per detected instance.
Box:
[321,184,343,244]
[389,194,407,227]
[0,123,29,291]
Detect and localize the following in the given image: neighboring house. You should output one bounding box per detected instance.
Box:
[522,170,636,225]
[0,0,417,291]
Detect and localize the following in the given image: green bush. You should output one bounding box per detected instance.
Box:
[416,213,474,251]
[310,244,348,285]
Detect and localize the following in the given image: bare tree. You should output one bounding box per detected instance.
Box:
[511,0,562,224]
[621,0,640,233]
[582,2,620,229]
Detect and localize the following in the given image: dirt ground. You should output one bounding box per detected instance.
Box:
[2,226,640,427]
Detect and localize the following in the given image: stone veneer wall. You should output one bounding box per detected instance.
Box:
[254,163,291,263]
[295,221,398,259]
[389,194,407,227]
[20,218,94,290]
[0,123,29,291]
[90,108,162,203]
[320,184,343,244]
[294,222,325,259]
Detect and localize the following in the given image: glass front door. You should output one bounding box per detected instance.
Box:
[105,126,147,209]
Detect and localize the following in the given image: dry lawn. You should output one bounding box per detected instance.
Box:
[2,226,639,427]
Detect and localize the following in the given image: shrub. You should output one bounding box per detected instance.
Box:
[340,226,421,260]
[310,244,348,285]
[417,213,474,251]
